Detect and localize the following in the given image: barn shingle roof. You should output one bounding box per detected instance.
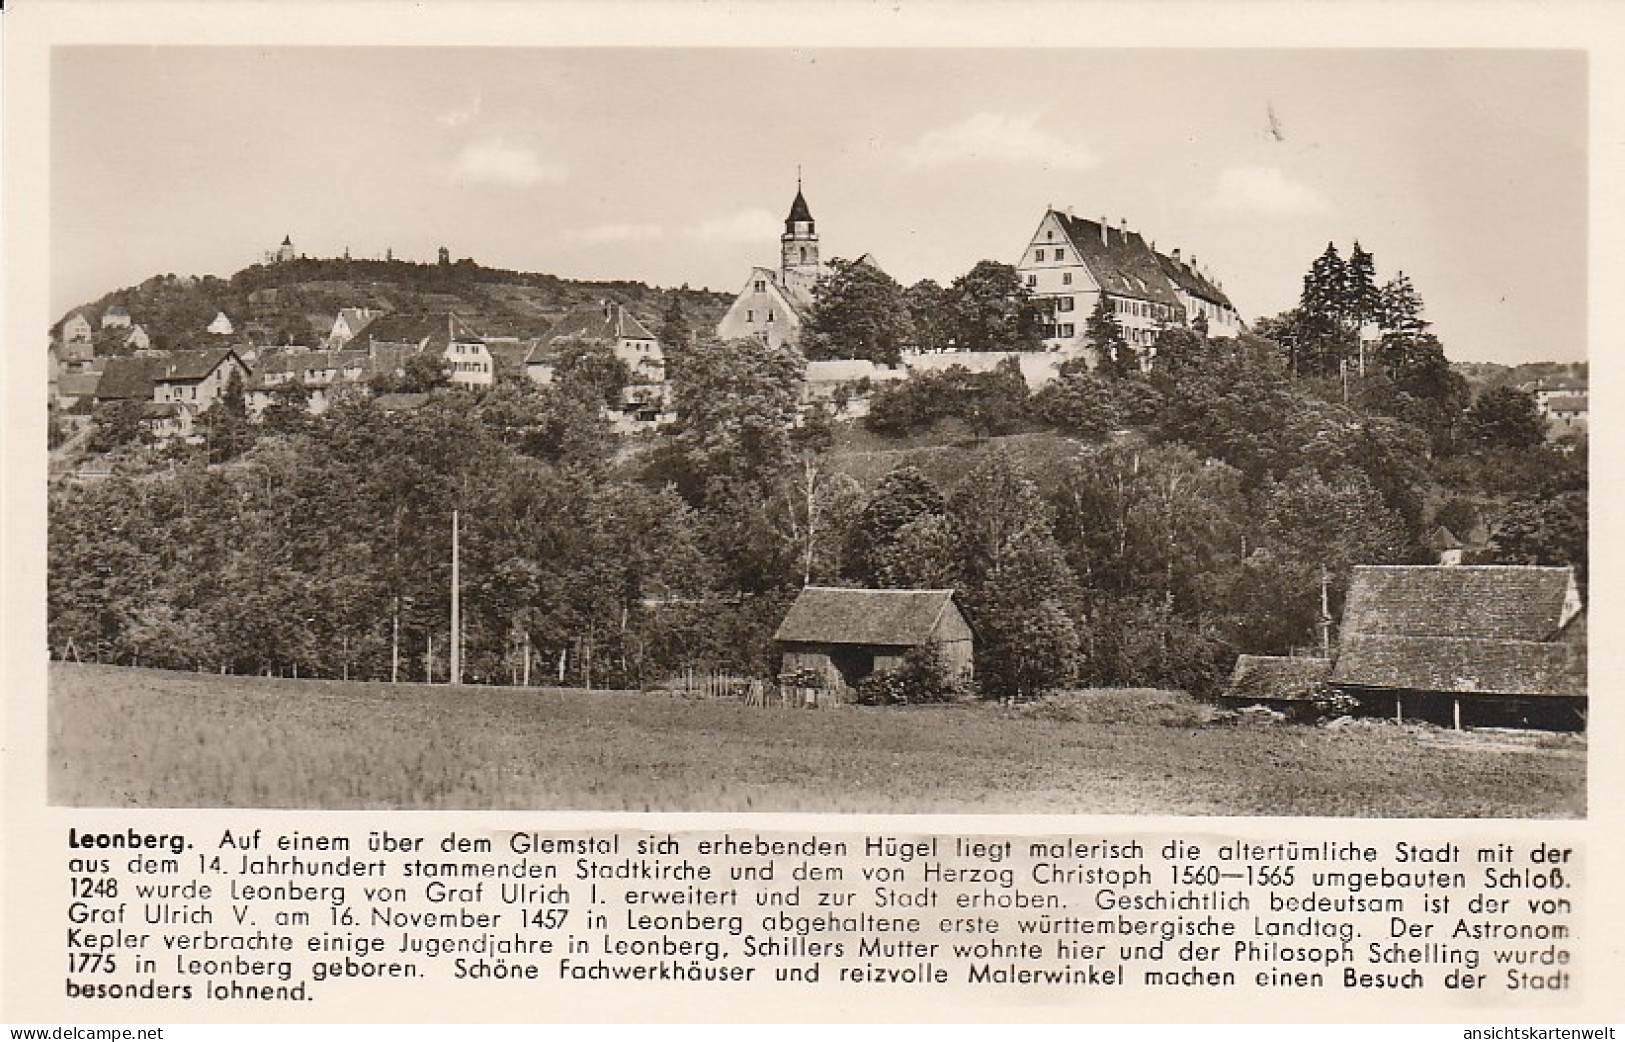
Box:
[1333,634,1584,698]
[1338,565,1579,641]
[774,587,960,647]
[1330,565,1585,698]
[1226,655,1331,701]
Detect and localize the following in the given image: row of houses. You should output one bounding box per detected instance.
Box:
[715,186,1242,365]
[773,563,1586,731]
[50,300,676,441]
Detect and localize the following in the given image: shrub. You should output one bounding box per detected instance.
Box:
[853,645,967,706]
[1016,687,1222,728]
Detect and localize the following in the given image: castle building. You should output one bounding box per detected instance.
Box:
[715,184,826,351]
[1016,209,1242,362]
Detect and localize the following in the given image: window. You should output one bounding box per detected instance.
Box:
[747,310,755,322]
[1035,248,1046,261]
[1058,324,1075,338]
[1054,249,1065,262]
[754,280,766,293]
[1062,272,1073,286]
[799,247,808,264]
[1056,297,1075,312]
[1026,274,1037,288]
[1046,229,1055,241]
[768,310,775,323]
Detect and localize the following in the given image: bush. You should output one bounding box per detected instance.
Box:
[852,645,967,706]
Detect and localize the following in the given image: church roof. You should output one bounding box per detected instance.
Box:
[786,189,814,226]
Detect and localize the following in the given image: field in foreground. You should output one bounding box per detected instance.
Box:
[49,664,1585,817]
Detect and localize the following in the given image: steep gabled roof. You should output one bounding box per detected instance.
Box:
[1051,212,1181,308]
[1226,655,1331,701]
[1338,565,1579,642]
[1330,565,1586,698]
[58,371,104,398]
[774,587,961,647]
[540,302,656,348]
[152,347,239,383]
[336,308,376,334]
[1153,250,1234,310]
[94,356,163,400]
[352,313,455,352]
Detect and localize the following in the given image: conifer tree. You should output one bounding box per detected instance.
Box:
[1086,293,1134,377]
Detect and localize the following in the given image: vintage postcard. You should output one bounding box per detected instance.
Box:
[3,0,1621,1029]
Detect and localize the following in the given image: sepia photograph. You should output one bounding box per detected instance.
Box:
[41,46,1587,819]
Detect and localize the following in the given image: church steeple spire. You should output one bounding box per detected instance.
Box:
[781,176,819,279]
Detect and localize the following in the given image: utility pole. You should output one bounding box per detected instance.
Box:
[450,509,461,686]
[1318,565,1333,657]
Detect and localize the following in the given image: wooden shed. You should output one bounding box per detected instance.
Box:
[773,587,973,699]
[1329,565,1586,730]
[1221,655,1332,721]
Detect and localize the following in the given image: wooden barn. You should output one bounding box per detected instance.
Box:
[1221,655,1332,721]
[773,587,973,699]
[1329,565,1587,730]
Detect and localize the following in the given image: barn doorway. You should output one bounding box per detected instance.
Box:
[828,647,876,689]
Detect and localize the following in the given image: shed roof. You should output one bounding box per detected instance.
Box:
[1226,655,1331,701]
[774,586,962,647]
[1332,634,1584,698]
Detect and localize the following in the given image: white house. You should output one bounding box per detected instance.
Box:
[715,184,826,351]
[207,311,235,336]
[1015,209,1241,364]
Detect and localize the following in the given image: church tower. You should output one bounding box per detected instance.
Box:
[780,179,819,277]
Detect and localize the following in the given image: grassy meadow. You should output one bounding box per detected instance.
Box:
[48,663,1584,816]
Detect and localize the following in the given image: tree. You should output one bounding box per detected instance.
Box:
[803,258,913,364]
[947,261,1043,352]
[1086,293,1135,377]
[551,337,631,410]
[88,400,149,453]
[1464,387,1546,451]
[1300,242,1349,324]
[374,350,451,395]
[658,292,692,353]
[1491,490,1587,585]
[904,279,953,353]
[1031,367,1118,438]
[845,467,950,586]
[947,454,1084,699]
[1346,242,1381,330]
[1378,271,1428,340]
[200,368,253,463]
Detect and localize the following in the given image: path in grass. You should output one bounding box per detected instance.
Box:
[48,664,1584,817]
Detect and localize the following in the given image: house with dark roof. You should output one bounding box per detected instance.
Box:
[538,300,669,429]
[1016,209,1241,362]
[1329,565,1586,730]
[328,308,378,348]
[773,586,973,700]
[151,347,249,412]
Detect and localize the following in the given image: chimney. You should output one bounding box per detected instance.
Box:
[1172,248,1181,263]
[1119,217,1129,241]
[1100,216,1109,246]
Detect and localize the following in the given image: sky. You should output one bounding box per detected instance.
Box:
[51,47,1586,364]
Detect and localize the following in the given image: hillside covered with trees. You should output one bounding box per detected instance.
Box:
[55,254,733,354]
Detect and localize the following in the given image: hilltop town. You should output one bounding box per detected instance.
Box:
[46,187,1587,729]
